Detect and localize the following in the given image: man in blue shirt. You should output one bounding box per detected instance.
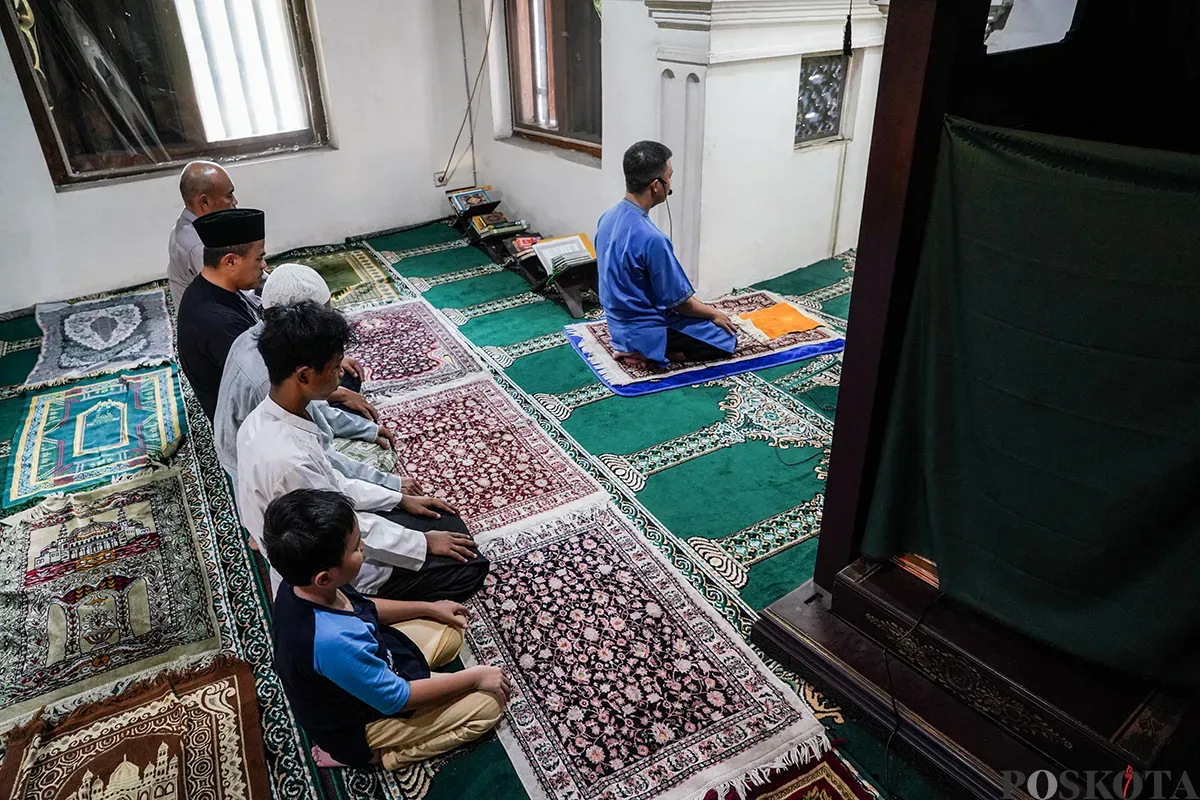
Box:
[266,488,510,770]
[596,141,738,368]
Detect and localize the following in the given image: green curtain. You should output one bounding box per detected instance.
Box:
[861,117,1200,686]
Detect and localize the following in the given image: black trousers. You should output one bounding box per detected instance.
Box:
[372,508,490,602]
[329,372,365,416]
[666,327,731,362]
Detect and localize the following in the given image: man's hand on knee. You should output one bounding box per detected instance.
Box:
[425,531,478,562]
[401,494,458,518]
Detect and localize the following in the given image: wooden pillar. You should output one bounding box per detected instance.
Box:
[814,0,991,590]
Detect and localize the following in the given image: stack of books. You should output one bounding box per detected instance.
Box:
[505,235,543,261]
[532,234,597,276]
[447,186,500,218]
[470,212,529,239]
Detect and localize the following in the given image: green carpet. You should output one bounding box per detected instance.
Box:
[368,225,956,800]
[0,234,954,800]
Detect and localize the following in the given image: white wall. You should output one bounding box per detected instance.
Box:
[438,0,885,300]
[429,0,663,240]
[0,0,449,314]
[695,45,883,296]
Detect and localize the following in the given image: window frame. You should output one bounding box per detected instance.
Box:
[793,50,856,150]
[0,0,329,187]
[503,0,601,158]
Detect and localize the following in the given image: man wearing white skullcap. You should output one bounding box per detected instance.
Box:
[213,264,415,498]
[260,262,332,307]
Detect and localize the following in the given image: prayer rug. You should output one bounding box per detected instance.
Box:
[274,248,405,310]
[4,367,184,508]
[331,436,397,476]
[24,290,174,389]
[0,469,219,723]
[345,301,482,396]
[564,291,844,397]
[374,377,602,534]
[0,655,270,800]
[463,501,829,800]
[705,752,876,800]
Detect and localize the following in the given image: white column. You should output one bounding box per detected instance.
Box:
[645,0,887,296]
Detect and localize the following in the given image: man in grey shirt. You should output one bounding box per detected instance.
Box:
[214,263,414,495]
[168,161,238,310]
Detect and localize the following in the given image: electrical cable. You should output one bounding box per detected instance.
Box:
[880,592,944,799]
[441,0,499,187]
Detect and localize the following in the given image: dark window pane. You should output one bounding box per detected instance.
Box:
[2,0,326,184]
[506,0,601,148]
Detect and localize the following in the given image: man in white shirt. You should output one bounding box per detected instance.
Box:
[214,263,398,490]
[236,301,487,601]
[168,161,238,310]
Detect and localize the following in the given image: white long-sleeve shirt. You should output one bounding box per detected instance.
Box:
[235,397,427,594]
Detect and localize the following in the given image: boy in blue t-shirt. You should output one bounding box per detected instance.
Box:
[264,488,510,770]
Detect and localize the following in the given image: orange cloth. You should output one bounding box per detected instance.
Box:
[738,302,822,340]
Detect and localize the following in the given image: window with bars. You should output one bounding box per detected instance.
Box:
[504,0,602,153]
[1,0,326,186]
[795,53,850,147]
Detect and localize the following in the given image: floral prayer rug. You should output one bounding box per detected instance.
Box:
[24,289,174,389]
[0,469,219,723]
[0,655,270,800]
[4,367,184,508]
[274,248,406,310]
[564,291,844,397]
[463,501,829,800]
[374,377,603,534]
[345,300,481,396]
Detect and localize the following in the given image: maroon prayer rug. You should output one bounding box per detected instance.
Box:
[463,501,830,800]
[345,300,481,396]
[375,377,602,534]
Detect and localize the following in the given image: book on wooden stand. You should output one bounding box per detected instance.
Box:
[446,186,500,219]
[468,212,529,241]
[530,234,599,319]
[505,235,543,262]
[531,234,597,281]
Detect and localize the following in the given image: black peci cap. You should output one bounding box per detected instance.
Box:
[193,208,265,247]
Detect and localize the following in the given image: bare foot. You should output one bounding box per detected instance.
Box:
[248,536,261,553]
[615,351,652,368]
[312,745,347,768]
[666,351,689,363]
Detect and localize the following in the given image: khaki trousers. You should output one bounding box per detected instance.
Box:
[365,619,503,770]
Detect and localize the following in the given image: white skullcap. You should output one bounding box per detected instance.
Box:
[261,263,331,309]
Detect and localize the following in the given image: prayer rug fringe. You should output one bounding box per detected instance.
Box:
[20,356,175,392]
[704,734,832,800]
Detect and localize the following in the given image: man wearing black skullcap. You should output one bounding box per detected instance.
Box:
[177,208,267,420]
